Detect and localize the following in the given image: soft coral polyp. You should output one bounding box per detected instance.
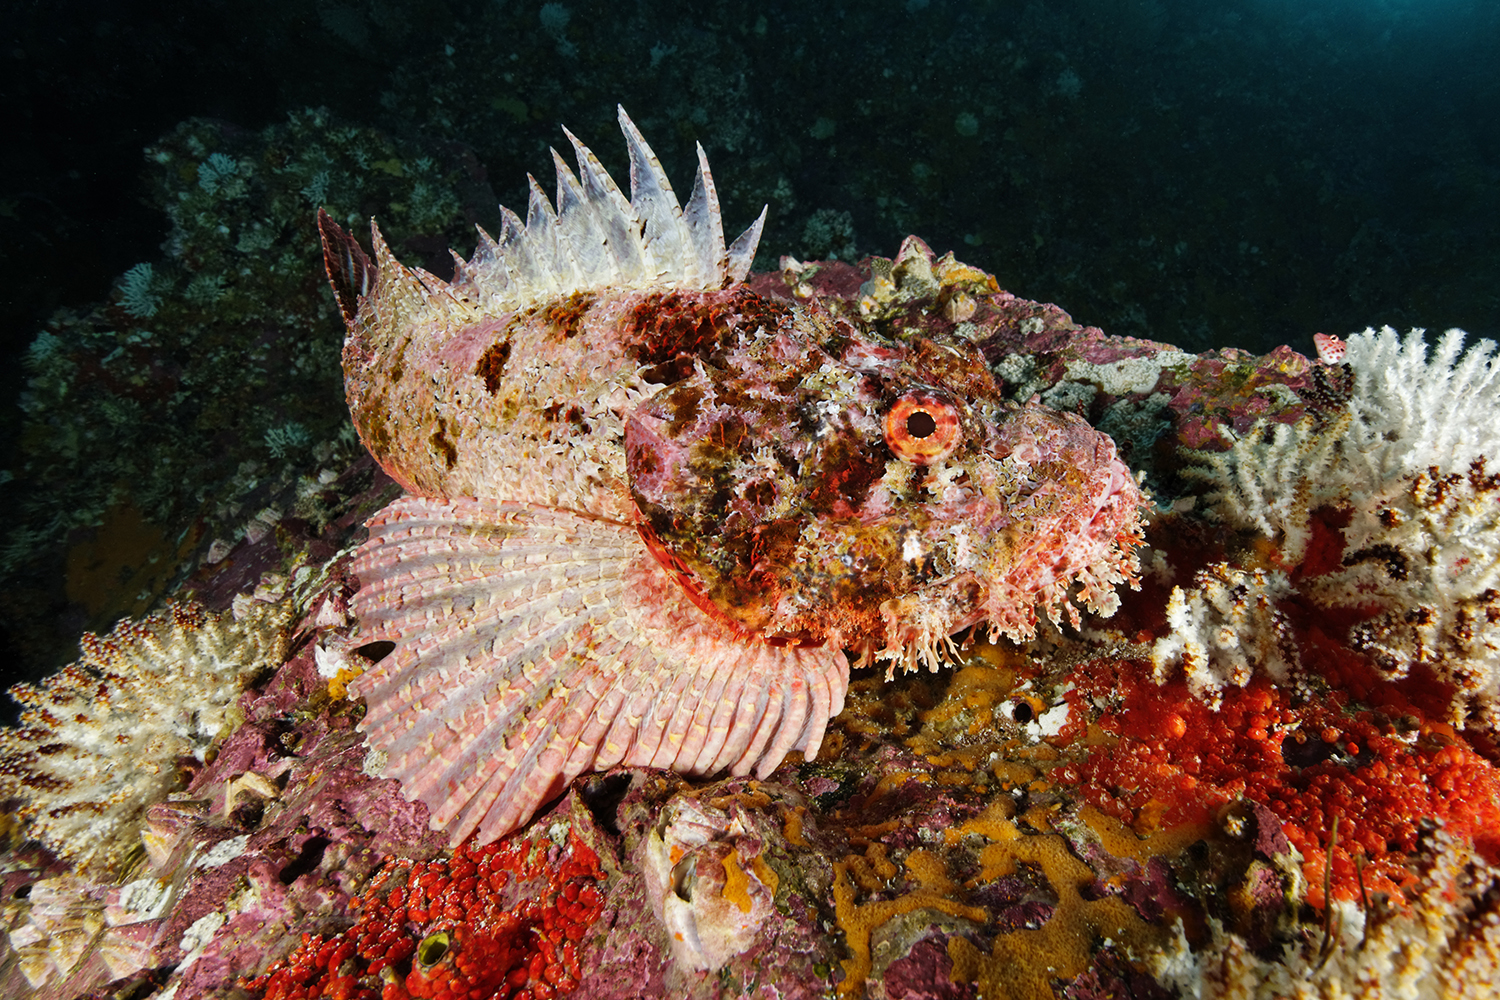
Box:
[243,821,604,1000]
[1059,658,1500,909]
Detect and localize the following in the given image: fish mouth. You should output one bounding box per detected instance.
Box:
[875,572,990,675]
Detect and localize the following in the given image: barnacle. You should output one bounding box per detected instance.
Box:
[0,872,172,990]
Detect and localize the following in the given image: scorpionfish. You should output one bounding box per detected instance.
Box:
[318,107,1145,846]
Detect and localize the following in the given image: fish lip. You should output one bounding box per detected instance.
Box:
[880,572,990,635]
[634,519,824,649]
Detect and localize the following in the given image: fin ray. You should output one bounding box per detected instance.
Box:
[726,205,768,285]
[350,495,850,844]
[318,209,373,325]
[617,106,689,282]
[682,143,728,286]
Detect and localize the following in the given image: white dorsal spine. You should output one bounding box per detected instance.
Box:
[413,105,766,318]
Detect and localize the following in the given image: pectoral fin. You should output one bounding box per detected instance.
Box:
[349,495,849,846]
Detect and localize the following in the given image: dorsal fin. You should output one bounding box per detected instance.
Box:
[318,208,373,325]
[361,107,767,323]
[617,108,689,282]
[682,143,729,285]
[726,204,768,286]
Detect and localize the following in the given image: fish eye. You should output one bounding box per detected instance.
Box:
[905,410,937,438]
[884,392,962,464]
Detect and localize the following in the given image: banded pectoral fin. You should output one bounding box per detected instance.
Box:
[349,496,850,846]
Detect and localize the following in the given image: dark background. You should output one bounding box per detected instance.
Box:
[1,0,1496,693]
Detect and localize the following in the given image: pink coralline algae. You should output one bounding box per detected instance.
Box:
[320,107,1146,847]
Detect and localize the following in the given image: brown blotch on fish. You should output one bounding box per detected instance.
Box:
[545,291,594,340]
[540,401,586,425]
[357,404,394,466]
[389,343,406,385]
[474,340,512,394]
[662,385,704,437]
[430,417,458,470]
[628,288,794,374]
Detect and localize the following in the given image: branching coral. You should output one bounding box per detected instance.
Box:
[0,598,292,874]
[1192,327,1500,563]
[1186,327,1500,732]
[1151,562,1299,706]
[1330,461,1500,729]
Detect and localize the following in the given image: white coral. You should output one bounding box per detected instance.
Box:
[1152,563,1298,708]
[117,262,163,319]
[1149,826,1500,999]
[1326,464,1500,730]
[1188,327,1500,731]
[0,600,292,874]
[1196,327,1500,562]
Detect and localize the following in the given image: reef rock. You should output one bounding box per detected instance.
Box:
[5,219,1500,999]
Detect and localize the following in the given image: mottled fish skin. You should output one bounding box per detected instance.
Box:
[320,107,1146,845]
[625,305,1145,670]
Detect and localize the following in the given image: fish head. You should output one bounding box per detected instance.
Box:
[625,301,1146,672]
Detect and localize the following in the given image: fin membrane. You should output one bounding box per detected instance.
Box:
[350,496,849,846]
[332,106,769,331]
[318,207,373,326]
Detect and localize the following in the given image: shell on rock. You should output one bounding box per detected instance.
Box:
[319,106,1145,845]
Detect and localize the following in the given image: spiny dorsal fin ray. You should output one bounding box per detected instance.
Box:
[524,173,576,290]
[727,204,768,286]
[450,224,508,307]
[350,496,849,845]
[497,204,550,296]
[345,108,765,331]
[551,146,616,286]
[682,143,729,286]
[617,106,690,283]
[363,222,439,346]
[562,122,646,282]
[318,209,373,326]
